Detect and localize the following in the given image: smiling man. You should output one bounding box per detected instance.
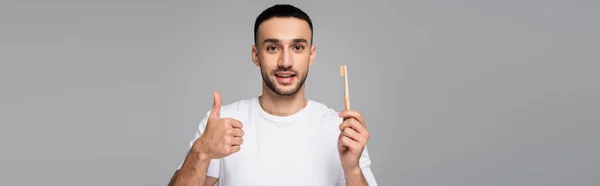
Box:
[169,4,377,186]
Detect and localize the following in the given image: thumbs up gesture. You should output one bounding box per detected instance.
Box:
[191,91,244,159]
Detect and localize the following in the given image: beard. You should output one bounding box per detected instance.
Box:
[260,64,309,97]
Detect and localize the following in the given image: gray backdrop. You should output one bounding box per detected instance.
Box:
[1,0,598,185]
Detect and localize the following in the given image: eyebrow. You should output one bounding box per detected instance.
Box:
[263,38,280,44]
[293,38,308,44]
[263,38,309,44]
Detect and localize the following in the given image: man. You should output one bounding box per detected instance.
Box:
[169,4,377,186]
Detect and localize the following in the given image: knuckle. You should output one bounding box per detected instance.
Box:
[347,129,355,135]
[360,136,368,143]
[352,119,360,126]
[344,137,352,144]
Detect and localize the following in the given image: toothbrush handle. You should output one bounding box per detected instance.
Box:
[344,69,351,110]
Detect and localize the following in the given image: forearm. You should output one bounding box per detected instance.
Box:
[169,151,211,186]
[343,166,368,186]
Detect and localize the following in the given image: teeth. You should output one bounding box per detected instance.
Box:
[277,74,293,77]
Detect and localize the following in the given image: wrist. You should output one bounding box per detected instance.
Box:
[182,149,211,170]
[191,149,211,162]
[343,165,367,185]
[191,137,212,162]
[343,165,362,176]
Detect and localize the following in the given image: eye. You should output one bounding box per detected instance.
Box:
[293,44,305,51]
[266,45,279,53]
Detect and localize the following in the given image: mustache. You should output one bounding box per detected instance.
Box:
[272,68,297,74]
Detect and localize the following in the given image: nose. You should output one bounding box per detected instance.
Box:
[278,47,293,68]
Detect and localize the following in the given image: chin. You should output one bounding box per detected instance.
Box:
[274,88,298,96]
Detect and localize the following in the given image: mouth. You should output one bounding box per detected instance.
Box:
[274,72,296,84]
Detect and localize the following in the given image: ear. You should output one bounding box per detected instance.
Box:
[309,45,316,67]
[252,45,260,67]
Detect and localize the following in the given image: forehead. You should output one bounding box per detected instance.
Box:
[257,17,312,43]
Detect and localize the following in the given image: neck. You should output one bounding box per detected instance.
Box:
[259,84,308,117]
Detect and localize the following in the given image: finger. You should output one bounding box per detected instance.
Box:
[230,137,243,146]
[232,128,244,137]
[338,110,365,125]
[338,142,348,150]
[338,118,354,131]
[230,119,243,129]
[229,145,241,154]
[338,134,349,150]
[209,91,222,119]
[339,118,367,135]
[341,127,364,143]
[340,136,360,150]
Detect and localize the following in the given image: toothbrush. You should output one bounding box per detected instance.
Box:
[340,65,350,110]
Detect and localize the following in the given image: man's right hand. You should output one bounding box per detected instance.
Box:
[192,91,244,159]
[169,91,239,186]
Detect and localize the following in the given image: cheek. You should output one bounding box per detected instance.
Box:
[259,54,278,66]
[293,53,311,66]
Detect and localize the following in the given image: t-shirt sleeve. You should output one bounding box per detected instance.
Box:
[176,110,221,178]
[336,145,378,186]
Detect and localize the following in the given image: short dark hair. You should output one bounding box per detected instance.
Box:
[253,4,313,45]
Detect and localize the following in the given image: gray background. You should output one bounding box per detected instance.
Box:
[1,0,598,185]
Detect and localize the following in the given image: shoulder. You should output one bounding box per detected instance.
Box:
[309,100,343,127]
[219,97,255,117]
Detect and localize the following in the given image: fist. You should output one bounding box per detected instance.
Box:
[192,91,244,159]
[337,110,370,170]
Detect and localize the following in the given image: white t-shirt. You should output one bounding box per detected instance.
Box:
[177,97,378,186]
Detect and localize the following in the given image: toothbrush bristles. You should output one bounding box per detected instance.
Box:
[340,65,345,77]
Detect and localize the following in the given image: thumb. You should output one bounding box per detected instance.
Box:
[210,91,222,119]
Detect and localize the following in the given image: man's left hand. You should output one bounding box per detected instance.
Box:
[337,110,370,171]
